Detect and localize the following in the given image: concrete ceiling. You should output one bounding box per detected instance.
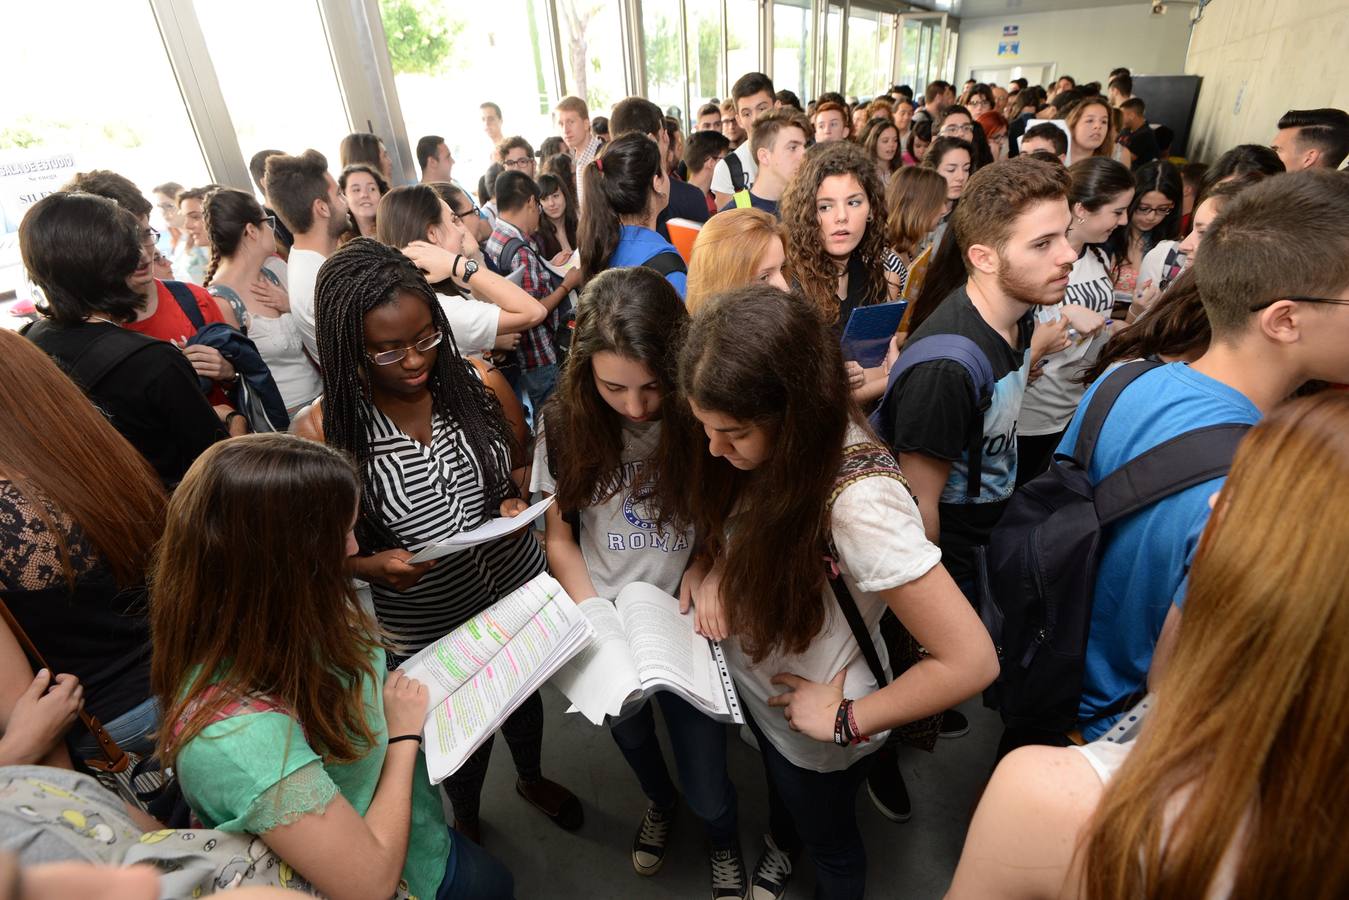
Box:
[903,0,1149,19]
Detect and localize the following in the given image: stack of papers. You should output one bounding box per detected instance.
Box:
[400,573,594,783]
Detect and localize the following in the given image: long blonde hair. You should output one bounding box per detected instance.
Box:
[1081,391,1349,899]
[685,208,784,314]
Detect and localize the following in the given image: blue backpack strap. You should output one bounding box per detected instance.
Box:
[871,334,995,499]
[163,280,206,331]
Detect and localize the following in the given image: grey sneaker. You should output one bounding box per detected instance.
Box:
[632,804,673,876]
[710,842,748,899]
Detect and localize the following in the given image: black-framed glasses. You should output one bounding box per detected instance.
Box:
[1249,295,1349,312]
[366,331,444,366]
[140,227,160,246]
[503,157,533,170]
[454,202,485,221]
[260,214,277,231]
[1136,205,1174,217]
[941,123,974,136]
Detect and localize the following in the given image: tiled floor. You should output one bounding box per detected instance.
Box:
[463,687,999,898]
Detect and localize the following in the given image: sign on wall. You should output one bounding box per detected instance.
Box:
[998,41,1020,56]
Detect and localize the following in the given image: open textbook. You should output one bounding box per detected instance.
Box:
[550,582,743,726]
[399,573,594,783]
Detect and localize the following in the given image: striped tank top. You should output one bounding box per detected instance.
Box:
[362,402,545,658]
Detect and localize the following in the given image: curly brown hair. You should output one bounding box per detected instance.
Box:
[780,140,889,323]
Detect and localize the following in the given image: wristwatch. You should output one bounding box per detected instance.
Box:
[460,258,479,283]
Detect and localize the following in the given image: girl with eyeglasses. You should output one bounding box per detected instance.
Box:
[203,188,321,415]
[1108,160,1183,297]
[293,237,583,847]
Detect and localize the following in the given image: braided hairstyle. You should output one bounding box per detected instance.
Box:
[314,237,519,552]
[202,188,262,288]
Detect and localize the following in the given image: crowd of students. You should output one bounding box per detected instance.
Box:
[1,62,1347,900]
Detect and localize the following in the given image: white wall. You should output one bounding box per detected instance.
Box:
[953,4,1193,89]
[1184,0,1349,163]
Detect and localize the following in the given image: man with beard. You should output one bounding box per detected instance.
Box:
[876,156,1077,604]
[264,149,350,360]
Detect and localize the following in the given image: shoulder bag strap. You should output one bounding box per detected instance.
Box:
[827,569,889,689]
[642,250,688,277]
[1071,359,1164,470]
[0,598,129,773]
[1094,423,1251,526]
[164,280,207,331]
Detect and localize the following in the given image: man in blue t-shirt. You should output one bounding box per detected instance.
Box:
[1063,169,1349,740]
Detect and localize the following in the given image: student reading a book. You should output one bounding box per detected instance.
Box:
[780,141,905,405]
[531,266,744,895]
[152,434,515,900]
[675,285,999,900]
[684,208,788,314]
[291,238,582,845]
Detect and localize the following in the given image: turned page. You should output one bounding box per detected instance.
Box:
[550,597,643,724]
[616,582,714,703]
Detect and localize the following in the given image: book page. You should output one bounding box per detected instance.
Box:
[407,496,554,564]
[549,597,643,725]
[422,591,592,782]
[400,574,563,709]
[616,582,712,703]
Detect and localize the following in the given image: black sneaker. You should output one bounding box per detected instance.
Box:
[749,835,793,900]
[710,842,747,899]
[632,804,674,876]
[866,756,912,823]
[939,708,970,739]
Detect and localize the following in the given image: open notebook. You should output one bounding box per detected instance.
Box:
[550,582,742,726]
[399,573,594,783]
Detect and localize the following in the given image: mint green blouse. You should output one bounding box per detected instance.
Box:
[175,648,449,898]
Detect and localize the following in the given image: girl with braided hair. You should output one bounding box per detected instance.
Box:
[203,188,320,414]
[291,236,582,846]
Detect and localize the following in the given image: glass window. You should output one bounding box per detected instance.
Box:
[556,0,627,115]
[0,1,209,299]
[846,9,881,98]
[877,14,895,93]
[195,0,349,177]
[724,0,759,96]
[378,0,557,196]
[772,0,813,101]
[823,4,844,95]
[688,0,726,114]
[899,18,922,93]
[643,4,686,122]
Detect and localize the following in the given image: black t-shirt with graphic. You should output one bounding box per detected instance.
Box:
[880,286,1033,587]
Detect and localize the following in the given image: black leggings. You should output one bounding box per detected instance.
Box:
[442,690,545,825]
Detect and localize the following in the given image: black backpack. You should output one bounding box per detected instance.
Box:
[980,360,1250,732]
[496,237,578,364]
[724,152,748,193]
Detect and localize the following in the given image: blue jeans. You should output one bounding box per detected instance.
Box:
[609,693,738,847]
[69,696,158,761]
[518,363,559,424]
[437,827,514,900]
[745,707,873,900]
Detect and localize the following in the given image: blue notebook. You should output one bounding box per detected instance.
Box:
[840,301,908,368]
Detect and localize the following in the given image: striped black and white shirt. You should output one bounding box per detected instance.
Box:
[362,402,544,658]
